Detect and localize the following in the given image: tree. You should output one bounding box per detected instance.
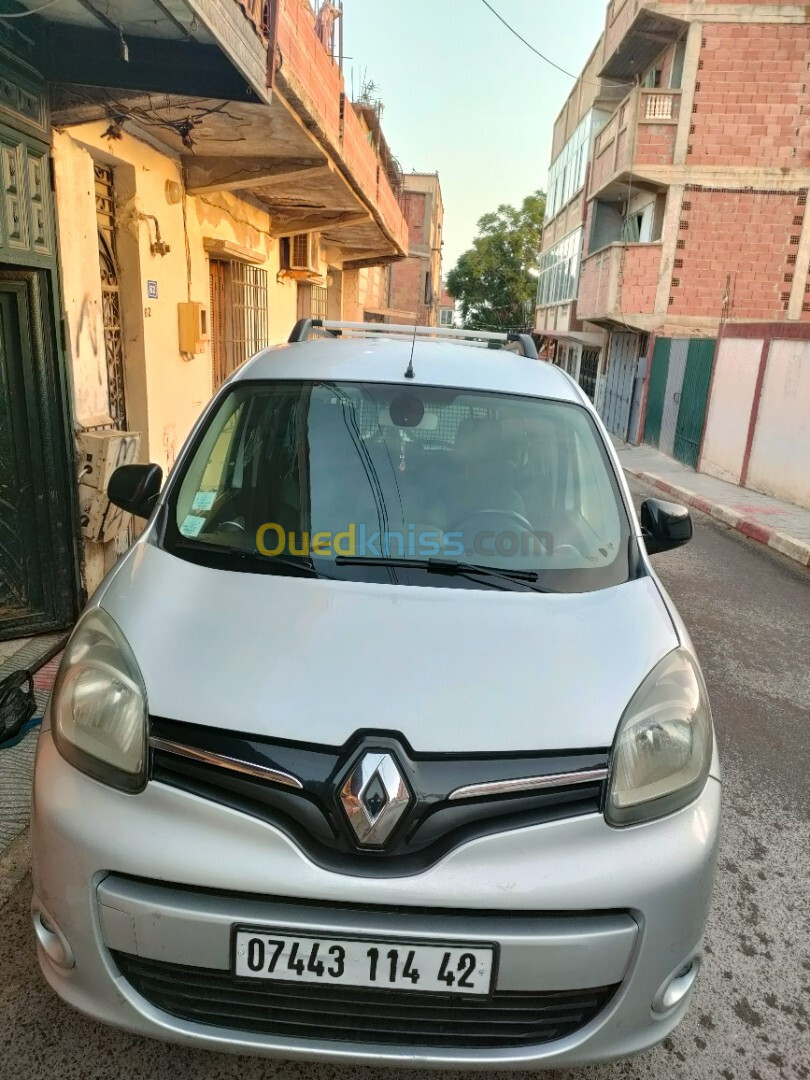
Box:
[446,190,545,332]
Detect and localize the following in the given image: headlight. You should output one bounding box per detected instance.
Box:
[51,607,147,792]
[606,648,712,826]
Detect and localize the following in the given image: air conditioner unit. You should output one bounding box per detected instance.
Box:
[289,232,320,273]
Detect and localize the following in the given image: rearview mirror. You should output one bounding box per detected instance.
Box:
[108,463,163,519]
[640,498,692,555]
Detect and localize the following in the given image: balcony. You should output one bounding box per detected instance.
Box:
[589,87,681,200]
[602,2,687,81]
[30,0,408,265]
[577,242,662,325]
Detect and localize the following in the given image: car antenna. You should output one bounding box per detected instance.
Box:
[404,320,416,379]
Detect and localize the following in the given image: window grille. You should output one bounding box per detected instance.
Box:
[310,285,328,321]
[230,263,269,369]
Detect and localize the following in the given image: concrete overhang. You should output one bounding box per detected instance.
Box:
[29,3,406,265]
[14,0,270,103]
[49,83,403,263]
[600,8,687,81]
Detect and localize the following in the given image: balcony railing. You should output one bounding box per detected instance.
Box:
[589,87,681,198]
[234,0,271,41]
[577,242,662,322]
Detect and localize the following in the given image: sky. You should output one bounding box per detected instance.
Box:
[343,0,609,275]
[343,0,609,274]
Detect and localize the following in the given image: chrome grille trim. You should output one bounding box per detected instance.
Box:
[448,767,609,802]
[149,736,303,790]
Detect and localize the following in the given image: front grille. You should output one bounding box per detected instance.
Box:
[113,952,617,1049]
[150,718,608,875]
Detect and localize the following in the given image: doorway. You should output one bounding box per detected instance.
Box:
[0,270,77,638]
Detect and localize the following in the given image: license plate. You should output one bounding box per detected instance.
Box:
[233,927,496,996]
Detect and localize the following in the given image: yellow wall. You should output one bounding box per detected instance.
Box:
[52,121,307,593]
[53,121,300,476]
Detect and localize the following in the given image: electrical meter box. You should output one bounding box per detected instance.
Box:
[178,301,209,354]
[76,430,141,492]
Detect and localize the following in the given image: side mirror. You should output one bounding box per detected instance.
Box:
[640,497,692,554]
[108,463,163,519]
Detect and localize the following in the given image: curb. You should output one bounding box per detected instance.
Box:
[626,468,810,569]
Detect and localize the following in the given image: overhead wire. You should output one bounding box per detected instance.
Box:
[478,0,633,88]
[479,0,583,80]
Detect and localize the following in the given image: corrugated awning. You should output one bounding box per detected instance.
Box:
[540,331,605,347]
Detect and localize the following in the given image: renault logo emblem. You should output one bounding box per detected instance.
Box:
[340,752,411,846]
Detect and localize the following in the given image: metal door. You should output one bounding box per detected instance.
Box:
[643,338,670,447]
[0,271,76,638]
[602,333,638,438]
[673,339,715,467]
[579,347,599,401]
[659,338,689,457]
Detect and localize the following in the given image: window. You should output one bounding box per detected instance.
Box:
[545,110,609,221]
[622,197,656,244]
[231,264,269,368]
[670,40,686,89]
[309,285,328,320]
[167,381,630,593]
[439,308,454,327]
[536,227,584,308]
[643,68,662,89]
[209,261,270,390]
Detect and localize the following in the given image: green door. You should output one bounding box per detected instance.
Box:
[0,270,77,638]
[673,339,715,468]
[643,337,670,447]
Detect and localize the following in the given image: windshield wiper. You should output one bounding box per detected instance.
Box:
[334,555,555,592]
[173,538,327,578]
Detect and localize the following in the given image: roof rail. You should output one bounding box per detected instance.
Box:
[288,319,538,360]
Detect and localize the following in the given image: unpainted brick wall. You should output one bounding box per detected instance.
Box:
[619,244,661,313]
[690,23,810,168]
[669,189,805,319]
[389,255,429,323]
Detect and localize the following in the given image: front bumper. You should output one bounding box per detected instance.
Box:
[31,730,721,1069]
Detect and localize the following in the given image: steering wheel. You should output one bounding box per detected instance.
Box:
[449,508,536,534]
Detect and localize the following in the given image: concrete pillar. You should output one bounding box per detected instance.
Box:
[788,197,810,320]
[673,21,702,167]
[654,184,685,315]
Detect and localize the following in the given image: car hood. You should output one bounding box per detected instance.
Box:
[99,542,679,753]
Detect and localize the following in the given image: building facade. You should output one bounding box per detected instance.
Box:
[388,172,445,326]
[0,0,408,639]
[535,37,626,402]
[538,1,810,508]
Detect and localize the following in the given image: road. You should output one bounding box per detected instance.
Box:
[1,476,808,1080]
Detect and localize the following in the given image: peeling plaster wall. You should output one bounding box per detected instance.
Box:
[54,121,300,477]
[52,122,305,593]
[52,131,108,425]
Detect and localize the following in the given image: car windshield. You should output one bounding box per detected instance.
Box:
[164,380,631,592]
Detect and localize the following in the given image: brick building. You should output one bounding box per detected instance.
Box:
[388,173,446,326]
[536,1,810,509]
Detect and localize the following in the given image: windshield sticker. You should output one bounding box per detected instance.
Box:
[179,514,207,537]
[192,490,216,512]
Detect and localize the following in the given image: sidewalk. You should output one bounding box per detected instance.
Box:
[0,643,63,857]
[613,438,810,569]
